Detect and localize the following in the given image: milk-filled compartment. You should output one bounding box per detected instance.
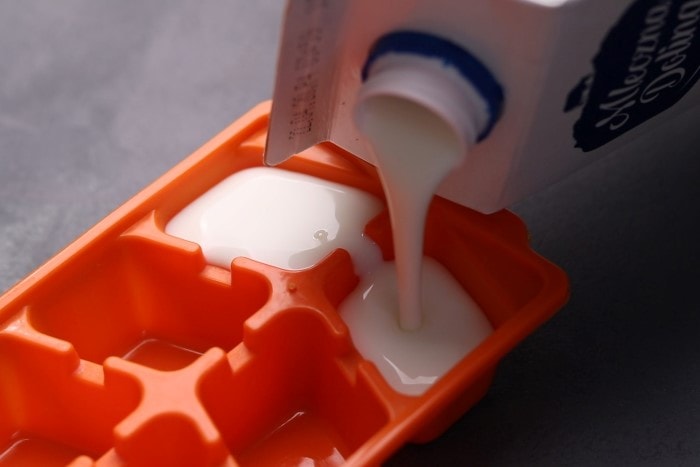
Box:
[339,257,493,397]
[349,198,566,411]
[166,166,384,275]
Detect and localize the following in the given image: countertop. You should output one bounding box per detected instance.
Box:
[1,2,699,465]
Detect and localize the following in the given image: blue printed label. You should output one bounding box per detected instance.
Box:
[565,0,700,152]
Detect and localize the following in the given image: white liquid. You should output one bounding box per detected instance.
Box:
[166,167,383,273]
[357,96,465,330]
[339,258,493,396]
[343,92,494,394]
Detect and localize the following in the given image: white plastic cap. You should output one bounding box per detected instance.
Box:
[356,53,492,160]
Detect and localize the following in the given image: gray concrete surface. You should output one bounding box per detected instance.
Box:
[1,1,699,465]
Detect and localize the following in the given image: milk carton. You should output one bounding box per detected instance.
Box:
[265,0,700,213]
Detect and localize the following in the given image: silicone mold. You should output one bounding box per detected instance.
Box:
[0,102,568,466]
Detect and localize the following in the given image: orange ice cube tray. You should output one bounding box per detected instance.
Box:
[0,102,568,466]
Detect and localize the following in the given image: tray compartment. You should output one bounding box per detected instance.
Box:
[26,221,270,370]
[199,307,391,466]
[0,316,140,465]
[106,348,232,467]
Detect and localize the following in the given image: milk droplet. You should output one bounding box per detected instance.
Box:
[314,229,329,242]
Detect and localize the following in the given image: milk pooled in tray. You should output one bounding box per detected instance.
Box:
[166,167,383,274]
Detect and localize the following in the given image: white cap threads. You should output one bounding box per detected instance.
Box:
[356,52,492,159]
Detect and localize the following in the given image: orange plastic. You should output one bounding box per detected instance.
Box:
[0,102,569,466]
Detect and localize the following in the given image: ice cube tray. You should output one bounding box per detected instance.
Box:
[0,102,568,466]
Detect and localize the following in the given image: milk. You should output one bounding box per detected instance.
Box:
[355,96,465,330]
[350,31,499,330]
[350,64,494,386]
[165,167,383,274]
[339,258,493,397]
